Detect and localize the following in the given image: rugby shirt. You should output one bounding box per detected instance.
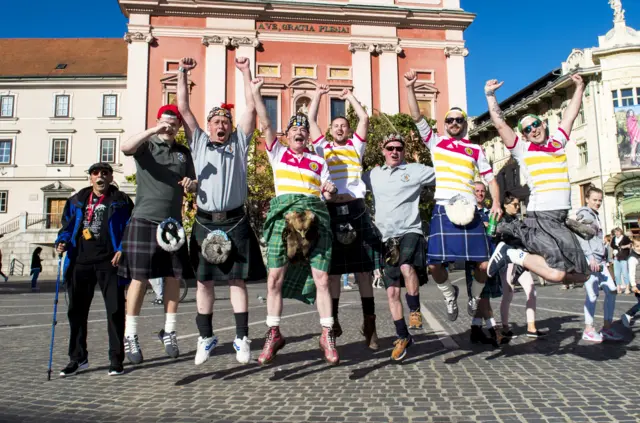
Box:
[266,139,331,198]
[312,133,366,199]
[416,118,494,205]
[508,128,570,211]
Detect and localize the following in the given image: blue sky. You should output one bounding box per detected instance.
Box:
[2,0,639,116]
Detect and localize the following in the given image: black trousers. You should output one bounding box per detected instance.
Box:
[67,263,125,363]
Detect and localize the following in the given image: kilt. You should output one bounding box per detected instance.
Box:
[382,233,429,289]
[427,205,492,264]
[118,217,194,281]
[263,194,332,304]
[503,210,590,275]
[480,275,502,299]
[190,212,267,282]
[327,199,382,275]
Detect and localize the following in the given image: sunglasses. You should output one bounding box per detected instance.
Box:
[385,146,404,152]
[522,120,542,135]
[91,170,112,176]
[444,117,465,125]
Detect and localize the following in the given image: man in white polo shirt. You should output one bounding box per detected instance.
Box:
[308,84,381,350]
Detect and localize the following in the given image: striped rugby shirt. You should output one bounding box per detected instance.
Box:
[508,128,570,211]
[312,133,366,199]
[416,118,494,204]
[266,139,331,198]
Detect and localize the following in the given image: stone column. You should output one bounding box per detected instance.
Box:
[444,46,469,112]
[378,44,403,115]
[349,43,373,115]
[202,36,229,124]
[233,37,260,122]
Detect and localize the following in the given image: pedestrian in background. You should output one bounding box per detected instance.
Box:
[0,248,8,282]
[30,247,43,292]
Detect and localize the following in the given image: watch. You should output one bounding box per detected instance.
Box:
[178,66,187,73]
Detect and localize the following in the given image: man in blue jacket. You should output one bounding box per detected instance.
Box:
[55,163,134,377]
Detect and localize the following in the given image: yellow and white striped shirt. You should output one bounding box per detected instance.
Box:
[312,134,366,199]
[508,129,570,211]
[266,139,331,198]
[416,118,494,204]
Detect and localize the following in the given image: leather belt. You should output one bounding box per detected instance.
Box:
[196,206,244,222]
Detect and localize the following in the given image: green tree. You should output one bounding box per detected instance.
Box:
[245,129,275,237]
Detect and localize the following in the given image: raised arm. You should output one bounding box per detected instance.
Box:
[559,74,585,137]
[120,125,166,155]
[309,85,329,141]
[251,78,276,150]
[484,80,517,148]
[176,57,200,139]
[341,88,369,140]
[404,70,421,122]
[487,178,503,221]
[235,57,257,136]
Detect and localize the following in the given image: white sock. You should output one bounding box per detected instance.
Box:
[436,279,456,300]
[320,317,335,328]
[506,249,528,266]
[125,315,138,338]
[471,281,485,299]
[472,317,483,326]
[485,318,496,329]
[164,313,177,333]
[266,315,281,327]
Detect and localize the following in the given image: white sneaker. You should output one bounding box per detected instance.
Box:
[621,313,633,328]
[233,336,252,364]
[194,335,218,365]
[343,284,354,290]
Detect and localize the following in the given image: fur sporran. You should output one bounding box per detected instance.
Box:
[335,222,357,245]
[201,230,233,264]
[384,237,401,266]
[156,218,186,252]
[444,195,476,226]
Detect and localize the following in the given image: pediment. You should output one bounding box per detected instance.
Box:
[41,181,75,193]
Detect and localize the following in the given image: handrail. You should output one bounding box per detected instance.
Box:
[0,216,20,236]
[10,258,24,276]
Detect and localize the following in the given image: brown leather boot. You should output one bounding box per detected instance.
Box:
[362,314,379,350]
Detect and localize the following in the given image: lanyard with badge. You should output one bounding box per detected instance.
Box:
[82,192,105,240]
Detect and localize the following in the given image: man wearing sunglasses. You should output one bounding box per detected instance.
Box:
[55,163,134,376]
[405,70,502,325]
[483,75,590,284]
[308,84,381,351]
[363,135,435,361]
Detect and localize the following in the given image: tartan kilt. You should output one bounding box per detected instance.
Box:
[427,205,492,264]
[327,199,382,275]
[382,232,429,289]
[118,217,194,281]
[480,275,502,299]
[190,213,267,282]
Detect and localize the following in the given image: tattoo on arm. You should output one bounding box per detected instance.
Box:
[491,104,505,122]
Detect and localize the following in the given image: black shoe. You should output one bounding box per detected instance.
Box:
[59,359,89,377]
[151,298,163,305]
[526,330,547,338]
[470,325,489,344]
[446,285,459,322]
[487,242,511,277]
[467,297,478,317]
[500,329,515,345]
[487,328,500,348]
[108,361,124,376]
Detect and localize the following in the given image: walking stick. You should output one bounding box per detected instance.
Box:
[47,253,63,381]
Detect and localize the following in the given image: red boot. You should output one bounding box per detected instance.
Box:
[258,326,286,365]
[319,327,339,365]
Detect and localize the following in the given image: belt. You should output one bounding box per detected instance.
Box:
[196,206,244,222]
[328,198,366,218]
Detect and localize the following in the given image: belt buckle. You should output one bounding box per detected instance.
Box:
[211,211,226,221]
[336,205,349,216]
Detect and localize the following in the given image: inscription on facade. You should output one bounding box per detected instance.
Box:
[257,22,350,34]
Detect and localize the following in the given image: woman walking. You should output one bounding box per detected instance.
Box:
[30,247,43,293]
[611,227,632,294]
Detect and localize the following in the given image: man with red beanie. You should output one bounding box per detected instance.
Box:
[119,104,197,365]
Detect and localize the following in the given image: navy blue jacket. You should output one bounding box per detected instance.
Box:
[55,185,134,280]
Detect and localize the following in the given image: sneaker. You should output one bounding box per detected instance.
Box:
[526,330,547,339]
[390,336,413,361]
[408,310,423,329]
[108,361,124,376]
[59,359,89,377]
[500,329,514,345]
[601,328,624,342]
[621,313,633,328]
[361,314,379,350]
[446,285,460,322]
[258,327,286,365]
[319,327,339,365]
[195,335,218,365]
[487,242,511,277]
[124,335,143,364]
[332,319,343,338]
[343,284,354,290]
[582,329,603,343]
[467,296,478,317]
[151,298,163,305]
[158,329,180,358]
[233,336,252,364]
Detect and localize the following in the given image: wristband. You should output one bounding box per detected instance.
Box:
[178,66,187,73]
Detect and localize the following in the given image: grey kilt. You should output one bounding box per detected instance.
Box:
[118,217,194,281]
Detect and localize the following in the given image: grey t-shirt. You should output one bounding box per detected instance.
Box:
[190,126,250,212]
[363,162,435,241]
[127,136,196,221]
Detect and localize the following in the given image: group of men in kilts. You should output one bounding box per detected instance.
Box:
[54,53,595,376]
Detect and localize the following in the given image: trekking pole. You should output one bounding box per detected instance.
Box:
[47,252,63,381]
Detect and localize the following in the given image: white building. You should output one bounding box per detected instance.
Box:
[470,1,640,235]
[0,38,129,274]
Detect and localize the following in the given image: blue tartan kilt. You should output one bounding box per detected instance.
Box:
[427,205,492,264]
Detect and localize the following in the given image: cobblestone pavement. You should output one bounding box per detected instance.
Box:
[0,273,639,423]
